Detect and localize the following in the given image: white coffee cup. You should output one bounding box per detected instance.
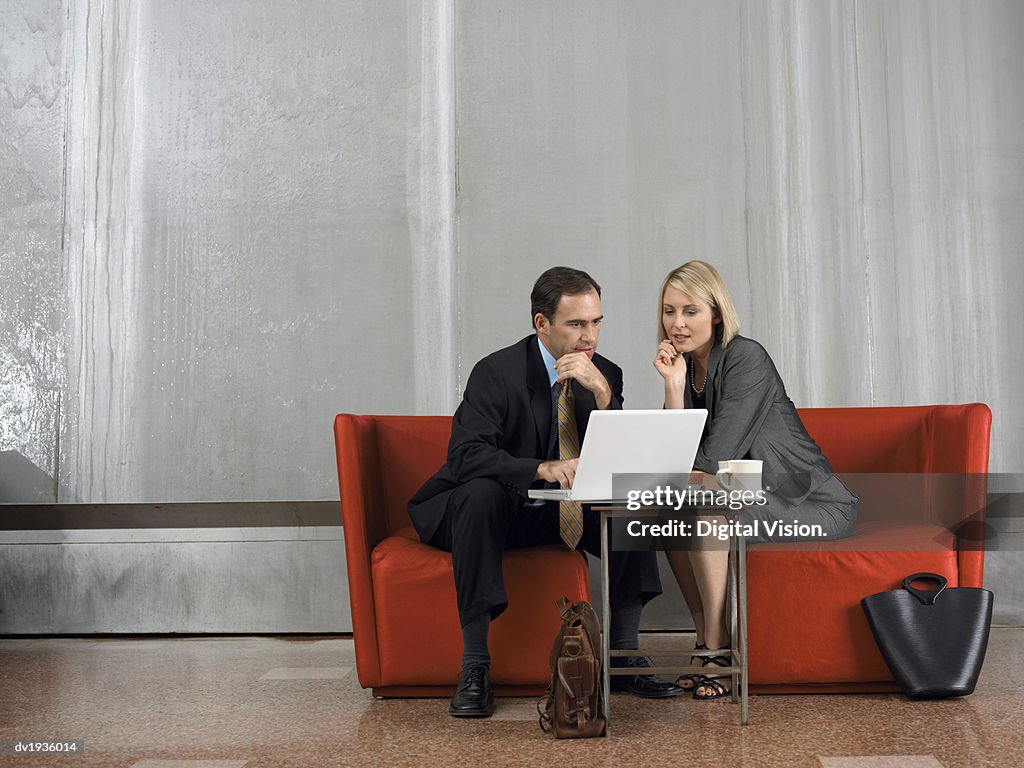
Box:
[716,459,763,493]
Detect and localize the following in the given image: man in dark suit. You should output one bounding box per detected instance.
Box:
[409,266,682,718]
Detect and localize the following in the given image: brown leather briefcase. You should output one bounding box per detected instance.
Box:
[538,596,607,738]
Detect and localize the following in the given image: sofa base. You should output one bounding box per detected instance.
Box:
[372,682,903,697]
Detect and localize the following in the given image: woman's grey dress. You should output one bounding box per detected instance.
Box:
[684,334,857,542]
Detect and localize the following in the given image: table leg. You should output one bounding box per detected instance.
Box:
[739,532,749,725]
[729,541,739,704]
[601,509,611,734]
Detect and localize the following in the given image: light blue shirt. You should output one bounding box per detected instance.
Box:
[537,336,559,390]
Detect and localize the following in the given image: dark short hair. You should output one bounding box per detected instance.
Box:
[530,267,601,327]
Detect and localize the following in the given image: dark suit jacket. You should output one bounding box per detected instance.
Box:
[685,334,856,508]
[408,334,624,543]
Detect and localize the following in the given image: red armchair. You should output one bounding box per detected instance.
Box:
[334,414,590,697]
[747,403,991,692]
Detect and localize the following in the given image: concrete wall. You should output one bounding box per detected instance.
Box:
[0,0,65,503]
[2,0,1022,630]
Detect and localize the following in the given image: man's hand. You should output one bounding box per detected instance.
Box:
[554,352,612,409]
[535,459,579,488]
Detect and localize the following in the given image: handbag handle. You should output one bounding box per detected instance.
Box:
[902,572,947,605]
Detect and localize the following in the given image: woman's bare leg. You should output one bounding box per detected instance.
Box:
[689,546,729,650]
[665,549,708,690]
[688,516,731,699]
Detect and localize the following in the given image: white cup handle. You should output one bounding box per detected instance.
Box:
[716,467,736,492]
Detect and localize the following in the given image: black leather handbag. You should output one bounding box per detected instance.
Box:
[861,572,993,699]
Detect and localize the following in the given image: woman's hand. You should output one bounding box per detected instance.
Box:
[700,472,721,491]
[653,340,687,384]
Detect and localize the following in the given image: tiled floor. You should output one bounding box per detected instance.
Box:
[1,630,1022,767]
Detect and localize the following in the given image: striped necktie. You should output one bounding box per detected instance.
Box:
[557,383,584,550]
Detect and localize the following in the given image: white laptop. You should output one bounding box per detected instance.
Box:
[527,409,708,502]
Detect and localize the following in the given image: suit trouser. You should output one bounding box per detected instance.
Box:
[427,477,662,627]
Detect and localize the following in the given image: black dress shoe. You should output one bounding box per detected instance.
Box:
[610,655,686,698]
[448,663,496,717]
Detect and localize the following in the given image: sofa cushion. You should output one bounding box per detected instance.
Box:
[747,522,959,686]
[371,529,589,686]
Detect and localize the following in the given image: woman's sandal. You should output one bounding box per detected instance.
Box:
[694,654,732,700]
[674,643,707,691]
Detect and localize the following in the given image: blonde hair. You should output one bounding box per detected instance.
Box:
[657,261,741,348]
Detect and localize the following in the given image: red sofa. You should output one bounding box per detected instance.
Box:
[747,403,991,692]
[334,414,589,697]
[335,404,990,696]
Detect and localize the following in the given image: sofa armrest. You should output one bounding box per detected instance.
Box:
[929,403,992,588]
[928,403,992,475]
[334,413,386,688]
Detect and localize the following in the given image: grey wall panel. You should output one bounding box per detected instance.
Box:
[408,0,458,416]
[740,0,873,407]
[60,0,425,502]
[0,530,349,633]
[455,1,748,411]
[855,0,1024,464]
[0,1,66,502]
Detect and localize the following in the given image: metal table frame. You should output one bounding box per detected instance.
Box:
[598,504,749,731]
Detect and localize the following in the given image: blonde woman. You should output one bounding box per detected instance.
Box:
[653,261,857,699]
